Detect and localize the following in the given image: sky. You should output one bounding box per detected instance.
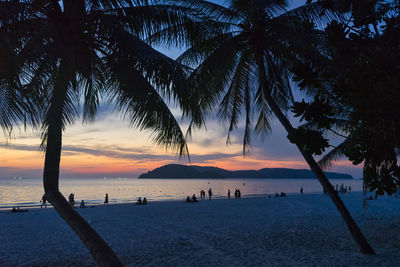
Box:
[0,0,363,179]
[0,102,362,179]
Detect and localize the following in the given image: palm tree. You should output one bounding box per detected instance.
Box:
[0,0,209,265]
[174,0,375,254]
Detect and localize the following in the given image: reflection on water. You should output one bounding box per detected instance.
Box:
[0,177,363,210]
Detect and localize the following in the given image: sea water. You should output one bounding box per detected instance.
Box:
[0,177,363,210]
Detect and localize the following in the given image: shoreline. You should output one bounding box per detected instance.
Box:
[0,190,364,212]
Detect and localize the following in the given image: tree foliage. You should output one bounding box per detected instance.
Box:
[292,0,400,194]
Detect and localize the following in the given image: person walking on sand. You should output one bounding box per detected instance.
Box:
[228,189,231,198]
[68,193,75,207]
[104,193,109,205]
[40,194,47,208]
[208,188,212,200]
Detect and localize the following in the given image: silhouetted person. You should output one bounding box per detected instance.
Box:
[202,190,205,199]
[234,189,238,198]
[237,189,241,198]
[349,186,352,192]
[339,184,345,193]
[11,207,27,213]
[228,189,231,198]
[186,196,191,203]
[300,187,303,194]
[280,192,286,197]
[104,193,109,205]
[208,189,212,200]
[136,197,142,205]
[80,200,86,208]
[192,194,198,202]
[143,197,147,205]
[40,194,47,208]
[275,192,279,197]
[69,193,75,207]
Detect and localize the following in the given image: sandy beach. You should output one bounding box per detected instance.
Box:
[1,192,399,266]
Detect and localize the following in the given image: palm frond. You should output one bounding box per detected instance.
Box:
[284,1,344,28]
[105,57,189,155]
[318,139,349,169]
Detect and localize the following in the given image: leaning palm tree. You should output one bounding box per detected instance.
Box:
[172,0,374,254]
[0,0,210,265]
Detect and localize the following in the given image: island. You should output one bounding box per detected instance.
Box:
[138,164,353,179]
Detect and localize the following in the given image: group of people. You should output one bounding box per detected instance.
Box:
[11,207,28,213]
[67,193,110,208]
[40,192,150,208]
[189,188,244,202]
[199,189,213,200]
[227,189,242,198]
[186,194,198,203]
[271,192,286,197]
[136,197,148,205]
[323,184,352,194]
[68,193,88,208]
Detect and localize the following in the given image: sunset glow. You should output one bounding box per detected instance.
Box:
[0,113,361,178]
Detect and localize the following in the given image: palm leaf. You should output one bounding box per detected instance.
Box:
[318,139,349,169]
[105,54,189,155]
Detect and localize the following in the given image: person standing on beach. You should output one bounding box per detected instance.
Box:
[300,187,304,194]
[40,194,47,208]
[228,189,231,198]
[68,193,75,207]
[238,189,241,198]
[104,193,109,205]
[208,189,212,200]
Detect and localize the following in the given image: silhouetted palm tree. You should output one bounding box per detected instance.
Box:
[0,0,208,265]
[175,0,374,254]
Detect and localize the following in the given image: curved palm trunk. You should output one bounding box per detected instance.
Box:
[43,59,123,266]
[255,55,375,254]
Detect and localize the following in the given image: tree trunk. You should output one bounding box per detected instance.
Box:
[255,54,375,254]
[43,59,123,266]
